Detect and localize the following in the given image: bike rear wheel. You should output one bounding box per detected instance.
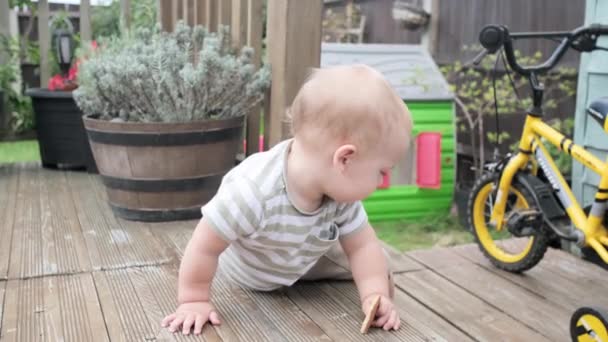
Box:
[570,306,608,342]
[467,173,549,272]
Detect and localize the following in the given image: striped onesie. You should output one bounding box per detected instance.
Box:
[201,139,368,291]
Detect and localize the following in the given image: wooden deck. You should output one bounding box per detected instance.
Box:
[1,163,607,341]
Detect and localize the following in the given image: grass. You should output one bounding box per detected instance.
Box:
[0,140,40,163]
[374,214,475,252]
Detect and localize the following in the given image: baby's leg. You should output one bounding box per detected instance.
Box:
[300,242,353,281]
[300,243,395,298]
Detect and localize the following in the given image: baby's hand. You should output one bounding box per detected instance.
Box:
[362,295,400,331]
[161,301,221,335]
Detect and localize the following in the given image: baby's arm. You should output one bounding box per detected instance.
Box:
[341,224,400,331]
[162,217,229,335]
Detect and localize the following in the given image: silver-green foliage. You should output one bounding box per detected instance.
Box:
[74,22,271,122]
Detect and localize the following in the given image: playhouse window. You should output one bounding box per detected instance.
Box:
[391,137,416,185]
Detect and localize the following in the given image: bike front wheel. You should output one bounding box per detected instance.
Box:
[467,173,549,272]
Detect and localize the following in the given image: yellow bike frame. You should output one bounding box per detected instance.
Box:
[489,114,608,263]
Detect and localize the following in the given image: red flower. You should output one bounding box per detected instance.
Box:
[48,74,65,91]
[48,40,97,92]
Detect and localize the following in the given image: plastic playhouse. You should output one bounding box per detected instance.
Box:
[321,43,455,222]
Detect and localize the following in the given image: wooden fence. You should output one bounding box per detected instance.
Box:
[329,0,585,67]
[22,0,323,155]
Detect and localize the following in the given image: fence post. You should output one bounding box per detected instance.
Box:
[121,0,132,30]
[80,0,92,42]
[266,0,323,147]
[231,0,247,48]
[245,0,264,154]
[206,0,218,32]
[196,0,207,27]
[38,0,51,87]
[217,0,232,29]
[158,0,173,31]
[0,0,9,65]
[185,0,195,26]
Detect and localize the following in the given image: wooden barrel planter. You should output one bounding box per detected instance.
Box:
[26,88,97,172]
[82,114,244,222]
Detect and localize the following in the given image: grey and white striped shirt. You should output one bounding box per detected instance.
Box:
[201,139,368,291]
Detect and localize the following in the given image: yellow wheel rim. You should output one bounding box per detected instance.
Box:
[472,182,535,263]
[574,313,608,342]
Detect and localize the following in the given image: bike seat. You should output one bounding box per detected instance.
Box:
[587,97,608,131]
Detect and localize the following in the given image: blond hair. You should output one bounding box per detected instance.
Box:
[288,64,412,151]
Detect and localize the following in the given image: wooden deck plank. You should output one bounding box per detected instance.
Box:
[93,268,162,341]
[126,263,224,342]
[8,166,93,279]
[210,271,288,341]
[5,164,606,341]
[329,281,473,341]
[1,278,44,341]
[157,220,432,340]
[0,281,5,334]
[131,264,228,342]
[87,173,179,267]
[287,281,423,342]
[286,283,379,342]
[66,171,125,270]
[94,264,249,342]
[1,274,107,342]
[150,223,333,341]
[541,248,608,289]
[66,171,174,271]
[41,169,92,276]
[316,282,443,341]
[0,165,19,279]
[453,244,608,311]
[409,248,570,341]
[394,269,550,341]
[236,283,332,341]
[8,166,43,279]
[382,243,426,274]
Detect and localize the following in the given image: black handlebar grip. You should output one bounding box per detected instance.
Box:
[479,25,507,53]
[589,24,608,35]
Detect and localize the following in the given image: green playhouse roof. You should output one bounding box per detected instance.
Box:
[320,43,453,102]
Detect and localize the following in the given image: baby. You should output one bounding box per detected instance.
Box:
[162,64,413,335]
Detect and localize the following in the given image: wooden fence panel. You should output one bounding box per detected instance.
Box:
[337,0,584,66]
[266,0,323,147]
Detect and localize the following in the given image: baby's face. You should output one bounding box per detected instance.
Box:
[324,135,408,203]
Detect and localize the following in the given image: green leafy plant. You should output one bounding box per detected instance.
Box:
[440,46,577,177]
[74,22,271,123]
[92,0,157,39]
[9,0,39,64]
[0,35,34,133]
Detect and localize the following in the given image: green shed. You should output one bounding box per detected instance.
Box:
[321,43,455,222]
[572,0,608,207]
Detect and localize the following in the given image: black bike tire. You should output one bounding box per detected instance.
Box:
[467,173,550,273]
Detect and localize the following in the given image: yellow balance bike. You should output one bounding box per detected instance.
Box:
[466,24,608,342]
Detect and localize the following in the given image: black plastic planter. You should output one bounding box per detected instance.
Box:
[26,88,97,172]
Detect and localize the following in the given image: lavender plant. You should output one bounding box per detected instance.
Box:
[74,22,270,123]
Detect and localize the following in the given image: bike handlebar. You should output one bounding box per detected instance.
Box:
[478,24,608,76]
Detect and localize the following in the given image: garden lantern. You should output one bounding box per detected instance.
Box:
[49,15,75,76]
[53,29,74,76]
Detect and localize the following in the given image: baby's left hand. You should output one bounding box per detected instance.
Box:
[362,294,400,331]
